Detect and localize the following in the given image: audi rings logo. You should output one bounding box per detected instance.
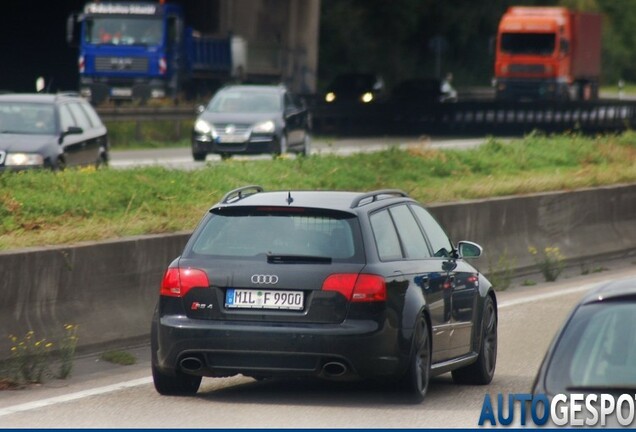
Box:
[251,274,279,284]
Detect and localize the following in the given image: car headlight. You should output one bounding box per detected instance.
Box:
[325,92,336,103]
[193,119,216,137]
[361,92,374,103]
[252,120,275,134]
[5,153,44,166]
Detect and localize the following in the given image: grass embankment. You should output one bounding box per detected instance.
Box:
[2,131,636,251]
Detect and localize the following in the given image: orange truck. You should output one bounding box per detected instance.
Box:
[494,7,602,101]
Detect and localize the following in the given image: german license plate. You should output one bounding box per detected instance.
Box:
[219,134,247,143]
[110,87,132,97]
[225,289,304,310]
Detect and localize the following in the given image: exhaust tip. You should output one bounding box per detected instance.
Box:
[180,356,203,373]
[322,361,347,377]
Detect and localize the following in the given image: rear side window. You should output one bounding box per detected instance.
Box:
[188,208,360,261]
[370,209,403,261]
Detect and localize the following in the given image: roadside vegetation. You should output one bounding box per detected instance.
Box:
[1,131,636,251]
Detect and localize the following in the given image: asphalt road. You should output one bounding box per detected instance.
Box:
[2,264,635,428]
[108,136,493,170]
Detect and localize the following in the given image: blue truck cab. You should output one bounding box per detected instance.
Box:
[67,2,244,104]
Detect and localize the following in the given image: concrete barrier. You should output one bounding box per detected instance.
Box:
[1,184,636,359]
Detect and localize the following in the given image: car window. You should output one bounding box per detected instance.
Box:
[545,301,636,394]
[389,205,431,259]
[284,93,295,110]
[189,209,359,261]
[59,104,75,131]
[410,205,453,258]
[80,102,103,128]
[370,209,403,261]
[67,103,92,131]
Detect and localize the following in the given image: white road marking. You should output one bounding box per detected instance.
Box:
[0,376,152,418]
[498,282,600,309]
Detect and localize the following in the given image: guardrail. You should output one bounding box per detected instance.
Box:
[96,105,197,122]
[97,99,636,138]
[311,99,636,136]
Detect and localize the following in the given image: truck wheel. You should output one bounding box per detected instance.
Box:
[192,152,206,162]
[452,295,497,385]
[400,315,431,402]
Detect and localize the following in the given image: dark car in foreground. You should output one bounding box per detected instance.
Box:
[151,186,497,401]
[0,93,108,171]
[533,278,636,397]
[191,85,310,161]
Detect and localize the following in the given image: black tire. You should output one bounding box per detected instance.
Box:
[451,295,497,385]
[96,151,108,169]
[401,315,431,402]
[152,363,201,396]
[192,152,206,162]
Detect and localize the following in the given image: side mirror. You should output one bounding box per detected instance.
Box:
[59,126,84,144]
[457,241,483,259]
[196,105,205,114]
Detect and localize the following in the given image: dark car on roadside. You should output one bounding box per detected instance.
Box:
[0,93,108,171]
[391,78,445,105]
[323,73,386,105]
[151,186,498,401]
[532,278,636,397]
[191,85,311,161]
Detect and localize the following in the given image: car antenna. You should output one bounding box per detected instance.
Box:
[286,191,294,205]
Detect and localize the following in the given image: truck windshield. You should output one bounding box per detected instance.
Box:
[85,17,163,46]
[500,33,555,55]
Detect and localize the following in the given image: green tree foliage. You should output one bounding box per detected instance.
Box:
[319,0,636,89]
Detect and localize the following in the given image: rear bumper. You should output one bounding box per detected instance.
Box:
[153,314,406,380]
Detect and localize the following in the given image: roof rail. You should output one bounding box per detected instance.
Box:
[350,189,409,209]
[56,92,81,98]
[220,185,264,204]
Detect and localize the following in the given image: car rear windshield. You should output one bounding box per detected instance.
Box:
[545,299,636,394]
[186,207,362,261]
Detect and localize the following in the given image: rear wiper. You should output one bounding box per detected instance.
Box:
[267,254,332,264]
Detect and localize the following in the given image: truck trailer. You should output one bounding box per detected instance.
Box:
[494,7,602,101]
[67,2,246,104]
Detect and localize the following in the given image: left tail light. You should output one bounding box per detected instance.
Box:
[160,267,209,297]
[78,55,85,73]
